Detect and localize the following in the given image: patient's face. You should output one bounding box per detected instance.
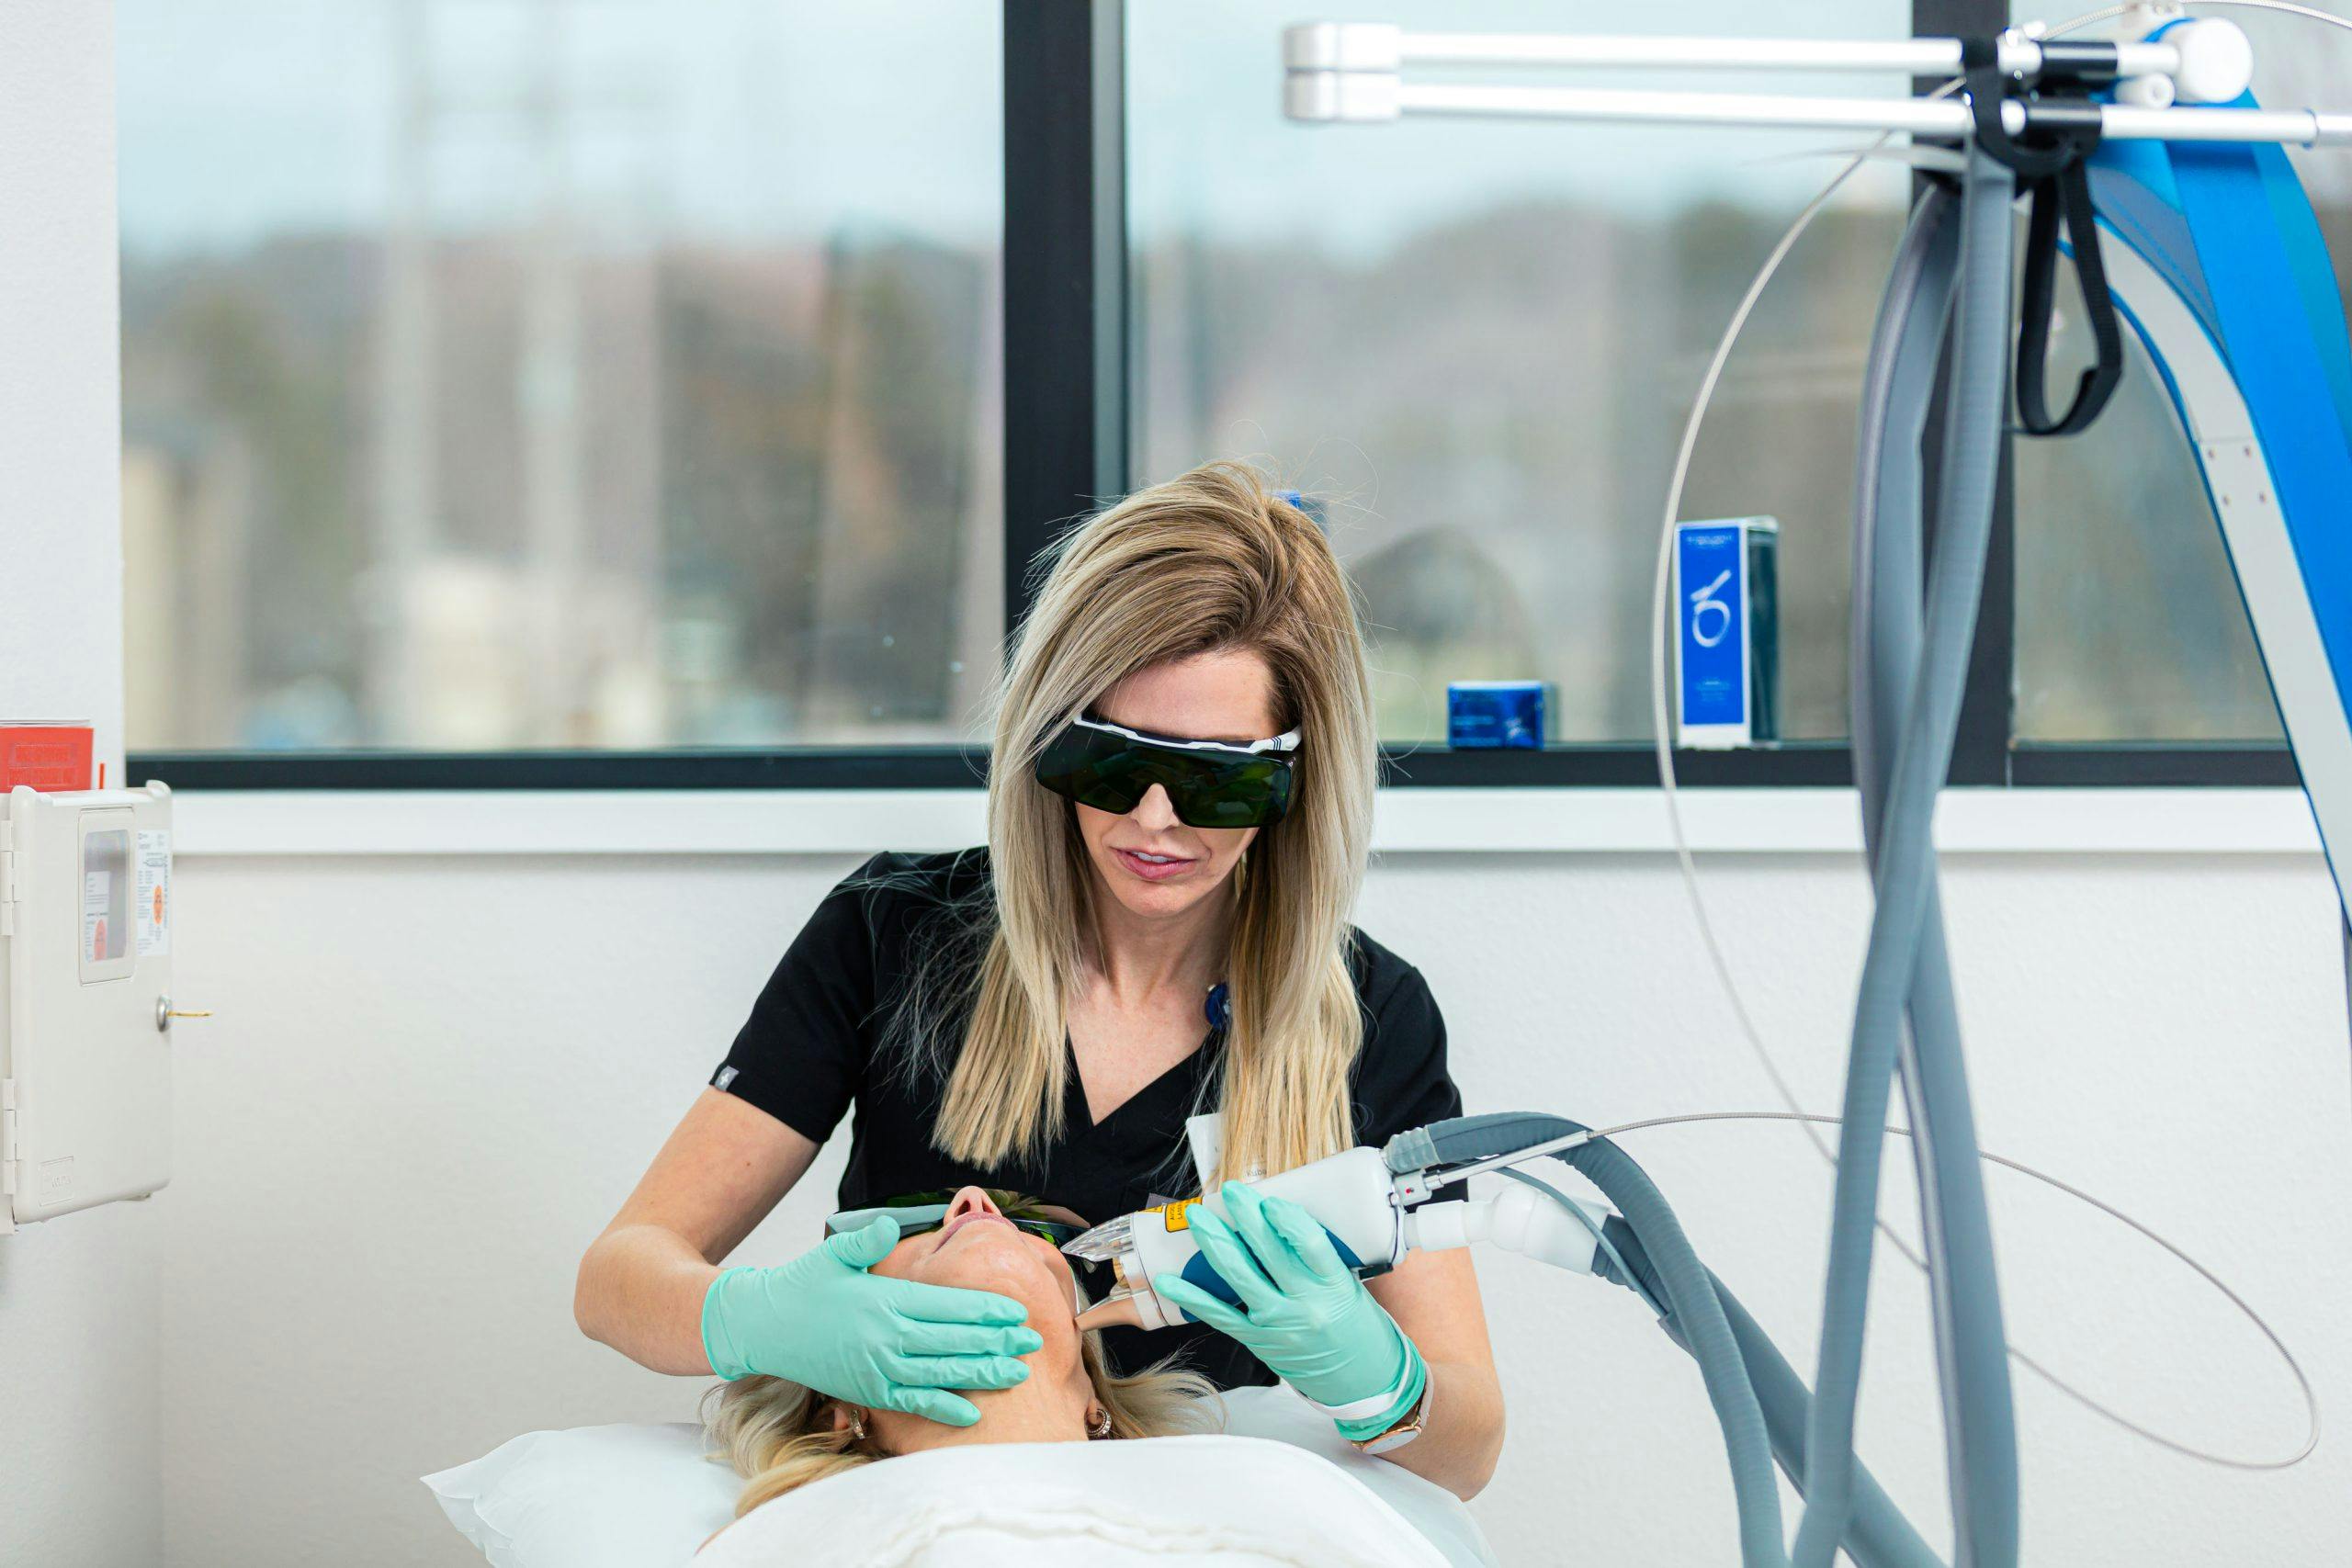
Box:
[863,1187,1094,1432]
[868,1187,1084,1324]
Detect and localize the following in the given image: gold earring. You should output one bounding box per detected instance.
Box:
[846,1411,868,1442]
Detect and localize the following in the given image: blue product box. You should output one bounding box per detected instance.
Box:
[1447,681,1548,750]
[1672,515,1781,749]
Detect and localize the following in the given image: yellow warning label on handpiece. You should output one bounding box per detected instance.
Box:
[1153,1197,1199,1233]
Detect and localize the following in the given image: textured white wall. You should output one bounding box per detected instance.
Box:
[157,844,2351,1566]
[0,0,124,773]
[0,1200,163,1567]
[0,5,161,1566]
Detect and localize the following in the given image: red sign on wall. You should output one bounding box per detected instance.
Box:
[0,723,95,792]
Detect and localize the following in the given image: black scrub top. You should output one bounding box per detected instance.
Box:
[708,848,1463,1393]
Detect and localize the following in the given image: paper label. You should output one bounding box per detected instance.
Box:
[84,869,111,963]
[135,829,171,958]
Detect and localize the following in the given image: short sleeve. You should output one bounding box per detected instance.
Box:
[708,861,884,1144]
[1350,958,1463,1153]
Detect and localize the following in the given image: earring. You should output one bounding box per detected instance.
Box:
[1090,1410,1113,1439]
[846,1411,868,1443]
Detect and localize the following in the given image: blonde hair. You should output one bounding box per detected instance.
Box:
[925,460,1378,1188]
[704,1328,1220,1517]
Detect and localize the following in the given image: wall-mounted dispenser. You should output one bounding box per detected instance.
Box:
[1,783,180,1233]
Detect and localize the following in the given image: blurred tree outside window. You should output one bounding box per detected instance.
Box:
[1129,0,1915,746]
[122,1,2342,761]
[1131,0,2336,750]
[120,0,1003,751]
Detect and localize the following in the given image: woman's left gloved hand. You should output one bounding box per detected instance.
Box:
[1153,1180,1420,1419]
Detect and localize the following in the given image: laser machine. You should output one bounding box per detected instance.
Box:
[1071,11,2352,1566]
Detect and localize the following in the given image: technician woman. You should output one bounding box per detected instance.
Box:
[576,462,1504,1498]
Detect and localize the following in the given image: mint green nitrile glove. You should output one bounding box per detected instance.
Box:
[1153,1181,1425,1436]
[701,1215,1042,1427]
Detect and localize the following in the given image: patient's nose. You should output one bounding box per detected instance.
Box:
[944,1187,1001,1225]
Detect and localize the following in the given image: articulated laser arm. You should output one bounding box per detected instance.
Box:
[1237,13,2352,1567]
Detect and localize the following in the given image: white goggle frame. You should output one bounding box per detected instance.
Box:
[1072,714,1301,760]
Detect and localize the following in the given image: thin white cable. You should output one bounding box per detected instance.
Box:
[1645,100,1923,1167]
[1549,1109,2321,1471]
[1643,1,2340,1470]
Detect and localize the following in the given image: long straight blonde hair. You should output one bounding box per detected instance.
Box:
[925,461,1378,1188]
[705,1326,1218,1518]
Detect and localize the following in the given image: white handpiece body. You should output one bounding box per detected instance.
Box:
[1110,1145,1403,1330]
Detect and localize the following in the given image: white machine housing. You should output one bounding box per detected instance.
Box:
[0,783,176,1233]
[1402,1179,1612,1276]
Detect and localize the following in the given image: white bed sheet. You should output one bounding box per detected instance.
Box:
[695,1432,1450,1568]
[423,1384,1498,1568]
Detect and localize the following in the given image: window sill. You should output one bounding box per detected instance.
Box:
[164,786,2323,859]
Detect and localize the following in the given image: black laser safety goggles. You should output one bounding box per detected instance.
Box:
[1033,714,1302,829]
[826,1190,1091,1248]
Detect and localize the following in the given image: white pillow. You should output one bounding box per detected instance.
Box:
[424,1420,737,1568]
[423,1386,1497,1568]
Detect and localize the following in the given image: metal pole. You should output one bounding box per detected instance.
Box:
[1285,24,2182,80]
[1285,76,2352,146]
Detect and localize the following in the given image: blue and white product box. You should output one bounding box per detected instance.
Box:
[1446,681,1548,749]
[1673,516,1779,750]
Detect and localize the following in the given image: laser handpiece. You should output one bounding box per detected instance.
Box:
[1061,1141,1612,1332]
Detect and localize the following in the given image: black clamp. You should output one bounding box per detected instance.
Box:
[1961,35,2126,438]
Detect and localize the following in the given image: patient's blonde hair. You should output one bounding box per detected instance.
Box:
[704,1328,1219,1517]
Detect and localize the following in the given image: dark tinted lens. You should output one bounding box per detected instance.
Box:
[873,1189,986,1207]
[1036,722,1295,829]
[1170,756,1291,829]
[1035,722,1151,815]
[854,1189,1087,1246]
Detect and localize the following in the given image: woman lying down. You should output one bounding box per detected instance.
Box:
[695,1187,1466,1568]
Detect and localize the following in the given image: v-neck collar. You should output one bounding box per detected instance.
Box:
[1066,1027,1221,1134]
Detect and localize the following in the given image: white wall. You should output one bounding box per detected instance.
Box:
[0,0,125,774]
[0,4,161,1566]
[156,840,2351,1566]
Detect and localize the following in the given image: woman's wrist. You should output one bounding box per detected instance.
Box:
[1321,1335,1428,1441]
[701,1265,760,1381]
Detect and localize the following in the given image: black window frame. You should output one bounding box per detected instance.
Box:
[124,0,2301,795]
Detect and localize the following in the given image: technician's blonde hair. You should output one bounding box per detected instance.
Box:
[704,1329,1218,1517]
[934,459,1378,1186]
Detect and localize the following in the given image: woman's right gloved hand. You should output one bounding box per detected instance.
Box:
[700,1215,1041,1427]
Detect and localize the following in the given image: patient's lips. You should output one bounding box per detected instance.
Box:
[939,1210,1012,1244]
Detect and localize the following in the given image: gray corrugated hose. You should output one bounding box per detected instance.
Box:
[1401,1113,1944,1568]
[1386,151,2028,1568]
[1849,173,2022,1568]
[1792,149,2019,1568]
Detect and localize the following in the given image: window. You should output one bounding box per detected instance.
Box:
[2008,0,2347,745]
[1126,0,1914,746]
[120,0,2320,790]
[2009,281,2287,743]
[119,0,1003,753]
